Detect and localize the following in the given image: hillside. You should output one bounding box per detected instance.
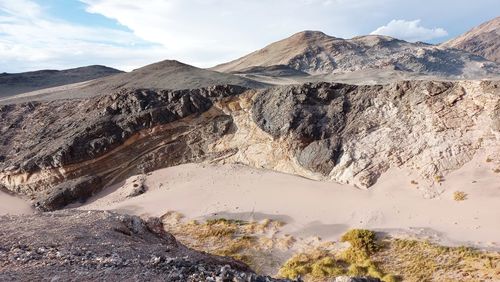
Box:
[0,60,266,104]
[442,17,500,63]
[0,65,122,98]
[213,31,499,78]
[0,210,283,281]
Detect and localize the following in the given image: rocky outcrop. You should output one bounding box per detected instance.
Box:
[211,81,500,195]
[0,81,499,210]
[0,210,285,281]
[0,85,246,210]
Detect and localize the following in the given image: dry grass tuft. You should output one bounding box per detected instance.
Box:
[340,229,379,261]
[278,229,396,281]
[453,191,468,201]
[375,238,500,282]
[434,175,444,183]
[278,249,346,280]
[160,213,500,282]
[161,213,293,272]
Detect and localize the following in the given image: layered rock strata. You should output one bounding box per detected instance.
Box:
[0,81,498,209]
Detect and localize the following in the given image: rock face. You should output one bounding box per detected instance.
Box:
[0,210,284,281]
[0,65,122,99]
[0,85,246,210]
[442,17,500,63]
[214,81,499,194]
[0,81,499,210]
[212,31,500,78]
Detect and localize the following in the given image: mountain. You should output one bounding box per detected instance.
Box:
[213,30,500,78]
[0,65,122,99]
[441,17,500,63]
[88,59,265,91]
[0,60,266,104]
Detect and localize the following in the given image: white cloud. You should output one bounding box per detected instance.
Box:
[371,19,448,42]
[0,0,170,72]
[0,0,42,18]
[0,0,497,72]
[80,0,380,67]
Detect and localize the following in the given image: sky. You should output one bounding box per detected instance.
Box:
[0,0,498,72]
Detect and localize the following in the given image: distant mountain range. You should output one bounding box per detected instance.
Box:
[0,65,122,99]
[0,60,266,104]
[1,17,499,103]
[213,30,499,79]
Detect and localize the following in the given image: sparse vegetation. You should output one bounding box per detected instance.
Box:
[340,229,379,261]
[347,264,366,276]
[486,157,493,163]
[278,250,346,279]
[161,212,292,272]
[206,218,248,226]
[493,168,500,173]
[453,191,468,201]
[278,229,395,281]
[375,238,500,282]
[410,180,418,185]
[434,175,444,183]
[161,213,500,282]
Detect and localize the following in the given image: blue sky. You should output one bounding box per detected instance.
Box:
[0,0,498,72]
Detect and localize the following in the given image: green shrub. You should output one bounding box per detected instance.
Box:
[347,264,366,276]
[341,229,379,256]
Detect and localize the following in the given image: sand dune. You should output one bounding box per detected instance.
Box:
[80,151,500,250]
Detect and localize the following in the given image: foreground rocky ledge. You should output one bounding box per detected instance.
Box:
[0,210,285,281]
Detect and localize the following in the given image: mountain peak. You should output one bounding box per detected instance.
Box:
[213,27,500,76]
[133,59,191,72]
[290,30,331,39]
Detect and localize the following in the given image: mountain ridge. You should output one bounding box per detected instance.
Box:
[0,60,266,104]
[0,65,122,98]
[213,30,500,78]
[441,16,500,63]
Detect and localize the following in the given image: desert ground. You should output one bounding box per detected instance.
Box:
[0,190,33,215]
[77,150,500,251]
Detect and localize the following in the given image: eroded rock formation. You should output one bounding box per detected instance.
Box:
[0,81,499,209]
[214,81,500,194]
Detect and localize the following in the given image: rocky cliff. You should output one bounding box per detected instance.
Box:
[0,81,498,210]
